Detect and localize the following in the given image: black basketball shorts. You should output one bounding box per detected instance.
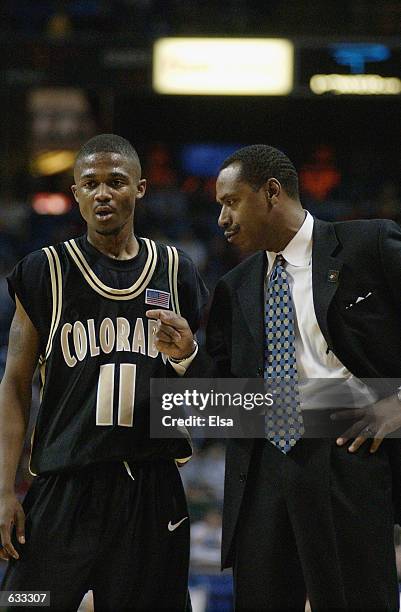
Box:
[1,460,190,611]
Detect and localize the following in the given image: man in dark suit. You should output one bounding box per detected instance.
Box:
[147,144,401,611]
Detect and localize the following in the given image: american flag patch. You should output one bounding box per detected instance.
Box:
[145,288,170,308]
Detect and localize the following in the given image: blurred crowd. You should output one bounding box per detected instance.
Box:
[3,0,401,39]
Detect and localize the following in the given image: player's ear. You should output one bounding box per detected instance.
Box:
[136,178,147,200]
[71,185,79,204]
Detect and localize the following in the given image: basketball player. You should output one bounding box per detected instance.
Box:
[0,134,208,611]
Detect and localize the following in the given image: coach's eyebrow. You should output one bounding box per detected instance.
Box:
[217,193,237,203]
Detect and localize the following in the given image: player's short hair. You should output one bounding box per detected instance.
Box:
[220,144,299,199]
[75,134,141,175]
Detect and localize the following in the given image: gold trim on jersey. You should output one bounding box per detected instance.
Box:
[33,246,62,476]
[166,246,181,316]
[175,456,192,466]
[29,358,47,477]
[166,246,191,466]
[39,358,46,403]
[42,246,63,360]
[123,461,135,481]
[28,426,38,477]
[64,238,158,300]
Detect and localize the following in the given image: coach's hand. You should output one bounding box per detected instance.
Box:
[146,310,196,360]
[332,393,401,453]
[0,491,25,561]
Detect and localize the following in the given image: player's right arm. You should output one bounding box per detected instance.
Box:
[0,297,39,560]
[145,310,196,360]
[147,278,232,377]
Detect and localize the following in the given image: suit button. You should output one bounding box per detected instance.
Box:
[239,473,247,484]
[257,368,264,377]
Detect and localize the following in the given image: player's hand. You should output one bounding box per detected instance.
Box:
[0,492,25,561]
[331,394,401,453]
[146,310,196,360]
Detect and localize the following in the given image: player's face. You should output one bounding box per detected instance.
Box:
[71,152,146,237]
[216,163,278,253]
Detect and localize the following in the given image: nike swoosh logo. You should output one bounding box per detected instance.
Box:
[168,517,188,532]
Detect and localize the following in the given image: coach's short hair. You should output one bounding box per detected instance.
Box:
[220,144,299,199]
[75,134,141,174]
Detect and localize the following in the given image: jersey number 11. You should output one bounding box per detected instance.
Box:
[96,363,136,427]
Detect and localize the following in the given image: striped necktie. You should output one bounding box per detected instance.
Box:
[264,254,304,453]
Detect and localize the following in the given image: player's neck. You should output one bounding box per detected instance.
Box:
[87,227,139,260]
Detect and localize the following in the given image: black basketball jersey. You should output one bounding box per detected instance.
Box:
[8,235,208,475]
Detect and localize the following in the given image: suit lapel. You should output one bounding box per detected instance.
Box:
[236,251,266,359]
[312,218,343,349]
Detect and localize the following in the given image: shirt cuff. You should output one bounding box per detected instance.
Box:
[168,343,199,376]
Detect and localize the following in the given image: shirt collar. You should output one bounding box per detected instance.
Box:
[266,210,313,273]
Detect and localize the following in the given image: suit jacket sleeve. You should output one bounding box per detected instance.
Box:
[184,278,233,378]
[378,220,401,312]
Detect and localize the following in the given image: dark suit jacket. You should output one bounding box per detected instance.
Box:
[187,217,401,569]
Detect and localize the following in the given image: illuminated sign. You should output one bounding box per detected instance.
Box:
[329,43,390,73]
[153,38,293,95]
[299,42,401,95]
[310,74,401,95]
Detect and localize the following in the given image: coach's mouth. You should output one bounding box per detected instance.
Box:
[224,228,239,242]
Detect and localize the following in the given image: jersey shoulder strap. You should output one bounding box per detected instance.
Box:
[165,244,181,316]
[41,245,63,361]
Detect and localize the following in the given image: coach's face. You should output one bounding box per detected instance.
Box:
[216,162,282,253]
[71,152,146,237]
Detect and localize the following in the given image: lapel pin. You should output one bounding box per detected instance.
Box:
[328,269,340,283]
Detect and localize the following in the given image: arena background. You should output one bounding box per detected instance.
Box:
[1,2,401,610]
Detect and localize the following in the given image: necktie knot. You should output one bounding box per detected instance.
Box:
[270,254,286,284]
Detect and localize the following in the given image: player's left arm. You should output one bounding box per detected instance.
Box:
[0,298,39,560]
